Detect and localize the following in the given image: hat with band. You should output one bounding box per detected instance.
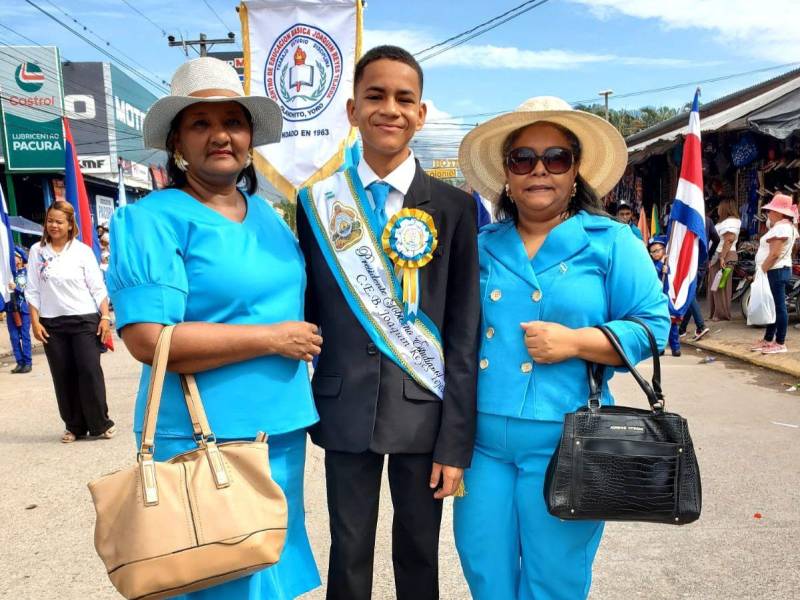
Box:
[458,96,627,202]
[142,57,283,150]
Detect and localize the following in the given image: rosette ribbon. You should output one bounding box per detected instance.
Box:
[381,209,438,322]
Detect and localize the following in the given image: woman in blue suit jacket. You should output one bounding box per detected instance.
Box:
[455,97,670,600]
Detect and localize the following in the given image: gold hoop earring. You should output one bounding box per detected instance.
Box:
[571,182,577,198]
[174,151,189,172]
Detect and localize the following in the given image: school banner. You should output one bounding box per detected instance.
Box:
[0,46,64,171]
[240,0,362,199]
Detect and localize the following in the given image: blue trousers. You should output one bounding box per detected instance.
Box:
[454,415,604,600]
[668,323,681,352]
[136,430,321,600]
[764,267,791,344]
[6,310,32,366]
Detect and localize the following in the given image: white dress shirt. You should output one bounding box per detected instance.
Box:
[357,149,417,219]
[26,240,108,318]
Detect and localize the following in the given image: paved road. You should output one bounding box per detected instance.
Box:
[1,341,798,599]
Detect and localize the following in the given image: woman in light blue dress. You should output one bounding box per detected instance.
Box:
[454,97,670,600]
[107,57,322,599]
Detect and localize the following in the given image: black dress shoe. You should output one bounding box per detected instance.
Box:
[671,349,682,357]
[10,364,22,374]
[18,364,32,373]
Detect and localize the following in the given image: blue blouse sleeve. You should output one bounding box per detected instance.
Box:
[107,203,188,330]
[604,226,670,365]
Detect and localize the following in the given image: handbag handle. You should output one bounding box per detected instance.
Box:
[589,318,665,412]
[139,326,216,456]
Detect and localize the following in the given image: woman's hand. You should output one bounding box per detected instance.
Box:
[520,321,579,364]
[97,318,112,344]
[268,321,323,362]
[32,321,49,344]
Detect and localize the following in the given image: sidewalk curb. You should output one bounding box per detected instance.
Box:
[685,338,800,379]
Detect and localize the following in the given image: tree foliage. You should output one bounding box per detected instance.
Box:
[575,104,682,137]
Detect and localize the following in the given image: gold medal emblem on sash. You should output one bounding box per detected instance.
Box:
[330,201,363,252]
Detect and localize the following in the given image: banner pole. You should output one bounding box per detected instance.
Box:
[0,102,21,245]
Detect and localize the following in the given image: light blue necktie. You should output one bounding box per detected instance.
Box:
[367,181,392,230]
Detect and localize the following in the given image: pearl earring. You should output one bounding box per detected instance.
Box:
[174,151,189,172]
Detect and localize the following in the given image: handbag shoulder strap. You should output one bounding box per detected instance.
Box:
[591,318,665,412]
[139,327,216,456]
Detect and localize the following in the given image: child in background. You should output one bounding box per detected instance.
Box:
[649,236,681,357]
[6,247,33,373]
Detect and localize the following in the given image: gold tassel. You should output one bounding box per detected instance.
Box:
[454,480,466,498]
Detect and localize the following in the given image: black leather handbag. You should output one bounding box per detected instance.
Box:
[544,317,701,525]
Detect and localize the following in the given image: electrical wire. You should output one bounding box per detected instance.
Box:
[200,0,237,36]
[416,0,551,63]
[24,0,169,95]
[118,0,168,37]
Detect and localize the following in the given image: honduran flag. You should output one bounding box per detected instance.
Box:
[63,117,101,261]
[0,183,16,305]
[665,90,707,316]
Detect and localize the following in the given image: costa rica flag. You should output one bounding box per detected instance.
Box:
[63,117,101,261]
[664,90,707,316]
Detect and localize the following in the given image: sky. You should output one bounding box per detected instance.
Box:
[3,0,800,163]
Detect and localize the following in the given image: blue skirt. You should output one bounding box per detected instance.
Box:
[137,429,321,600]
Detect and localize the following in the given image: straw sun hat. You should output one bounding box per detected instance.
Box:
[142,57,283,150]
[458,96,628,202]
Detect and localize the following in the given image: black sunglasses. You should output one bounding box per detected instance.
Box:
[506,146,574,176]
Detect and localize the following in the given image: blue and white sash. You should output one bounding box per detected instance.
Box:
[299,168,445,398]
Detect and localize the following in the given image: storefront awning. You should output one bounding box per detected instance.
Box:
[9,215,43,236]
[747,91,800,139]
[628,74,800,158]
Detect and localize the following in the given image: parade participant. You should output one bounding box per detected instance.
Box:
[649,236,682,356]
[455,96,669,600]
[709,197,741,321]
[297,45,480,600]
[26,201,114,443]
[107,57,322,599]
[6,246,32,373]
[615,202,643,239]
[752,194,798,354]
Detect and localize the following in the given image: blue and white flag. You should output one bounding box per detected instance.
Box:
[117,160,128,208]
[0,184,16,305]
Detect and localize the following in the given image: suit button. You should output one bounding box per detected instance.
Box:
[521,362,533,373]
[479,358,489,369]
[366,343,378,355]
[490,289,502,301]
[485,327,495,339]
[531,290,542,302]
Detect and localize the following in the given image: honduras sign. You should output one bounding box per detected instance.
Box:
[0,46,65,172]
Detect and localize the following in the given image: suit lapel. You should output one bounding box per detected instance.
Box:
[403,161,433,211]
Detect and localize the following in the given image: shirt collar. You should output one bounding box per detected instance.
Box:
[356,150,416,195]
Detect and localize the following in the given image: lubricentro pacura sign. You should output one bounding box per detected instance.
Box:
[0,46,65,172]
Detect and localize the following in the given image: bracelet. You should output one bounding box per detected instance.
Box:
[100,315,113,322]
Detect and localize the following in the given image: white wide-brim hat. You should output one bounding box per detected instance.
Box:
[142,57,283,150]
[459,96,628,201]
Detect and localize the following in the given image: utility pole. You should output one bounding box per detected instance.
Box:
[168,32,236,57]
[598,89,613,121]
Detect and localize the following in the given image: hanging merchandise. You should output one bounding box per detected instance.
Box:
[731,133,759,167]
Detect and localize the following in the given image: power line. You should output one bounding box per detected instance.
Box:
[416,0,551,63]
[415,0,549,58]
[24,0,169,95]
[200,0,237,37]
[40,0,169,88]
[118,0,167,37]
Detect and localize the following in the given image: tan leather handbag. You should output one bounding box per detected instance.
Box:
[88,326,288,600]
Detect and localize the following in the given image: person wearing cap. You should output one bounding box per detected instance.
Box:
[454,96,670,600]
[615,202,643,240]
[751,194,799,354]
[106,58,322,599]
[648,236,682,356]
[5,246,32,373]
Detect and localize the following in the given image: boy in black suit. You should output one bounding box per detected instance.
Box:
[297,45,480,600]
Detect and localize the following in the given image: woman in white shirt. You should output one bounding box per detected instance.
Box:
[752,194,798,355]
[26,201,115,443]
[709,198,742,320]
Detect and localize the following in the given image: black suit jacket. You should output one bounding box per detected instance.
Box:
[297,162,480,468]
